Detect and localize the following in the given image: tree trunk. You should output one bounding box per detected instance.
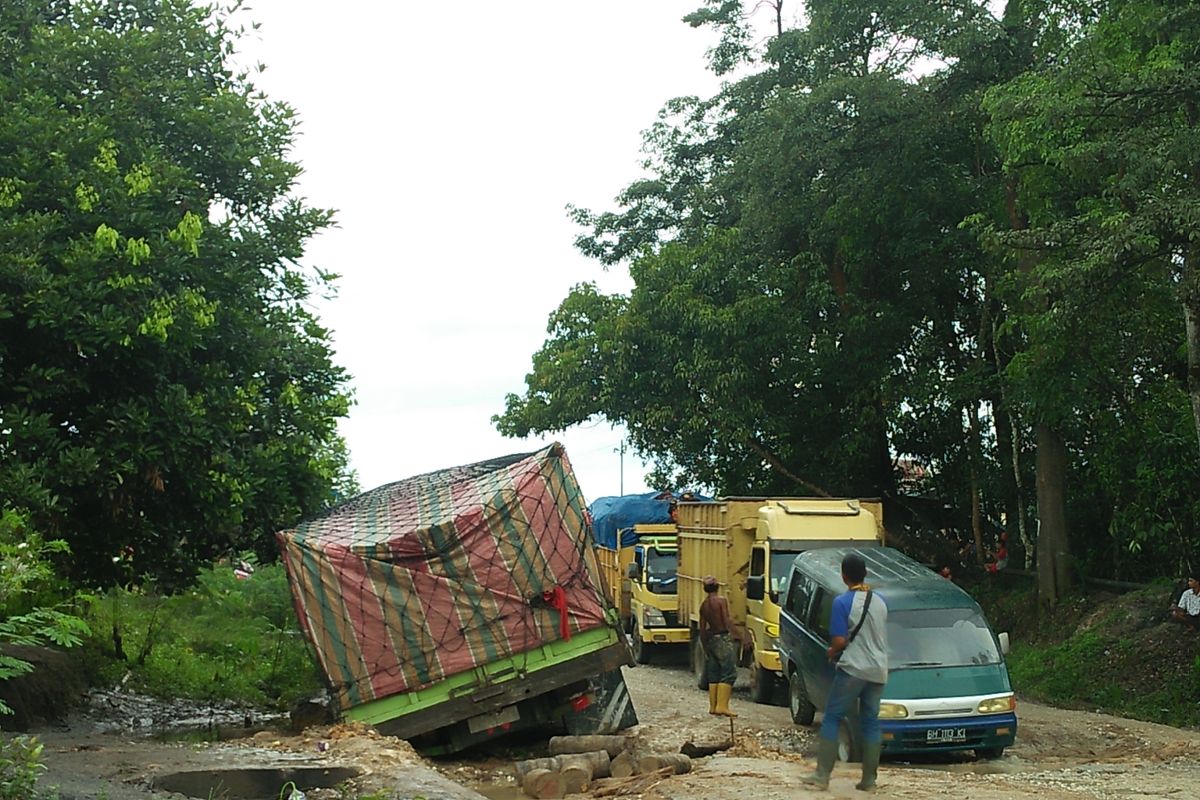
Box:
[1035,424,1071,605]
[636,753,692,774]
[609,751,636,778]
[1184,284,1200,459]
[548,735,628,758]
[557,751,611,779]
[966,405,984,564]
[521,768,566,799]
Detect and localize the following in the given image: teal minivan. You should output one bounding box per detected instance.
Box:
[775,546,1017,761]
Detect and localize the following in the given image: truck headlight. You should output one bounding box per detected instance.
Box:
[977,695,1016,714]
[643,607,667,627]
[878,702,908,719]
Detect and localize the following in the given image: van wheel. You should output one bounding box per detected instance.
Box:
[631,622,652,664]
[749,658,776,704]
[692,636,708,690]
[837,718,863,763]
[788,671,815,725]
[976,747,1005,759]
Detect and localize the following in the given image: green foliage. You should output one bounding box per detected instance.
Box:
[0,736,44,800]
[0,507,89,716]
[499,0,1200,583]
[80,558,323,708]
[0,0,355,590]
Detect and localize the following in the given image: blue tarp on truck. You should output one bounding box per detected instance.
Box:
[589,493,675,549]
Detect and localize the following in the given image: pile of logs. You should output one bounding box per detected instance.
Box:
[513,735,695,799]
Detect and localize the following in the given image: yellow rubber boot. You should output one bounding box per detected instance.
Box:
[708,683,719,714]
[715,683,737,717]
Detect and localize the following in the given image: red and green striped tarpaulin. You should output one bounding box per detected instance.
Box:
[276,443,609,710]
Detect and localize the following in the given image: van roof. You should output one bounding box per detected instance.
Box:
[792,546,979,612]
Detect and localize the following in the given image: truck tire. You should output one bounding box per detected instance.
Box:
[788,670,815,725]
[837,717,863,763]
[631,621,653,664]
[692,636,708,690]
[749,657,776,705]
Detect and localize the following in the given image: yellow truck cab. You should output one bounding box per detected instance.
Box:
[591,495,692,663]
[676,498,883,703]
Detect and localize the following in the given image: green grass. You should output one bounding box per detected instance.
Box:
[79,558,324,710]
[974,579,1200,729]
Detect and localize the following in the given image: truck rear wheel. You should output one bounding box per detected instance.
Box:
[788,670,815,725]
[692,636,708,690]
[749,656,777,705]
[631,621,653,664]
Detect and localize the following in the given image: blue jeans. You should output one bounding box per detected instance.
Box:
[819,668,884,745]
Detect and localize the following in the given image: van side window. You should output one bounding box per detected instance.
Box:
[809,589,834,641]
[785,573,811,619]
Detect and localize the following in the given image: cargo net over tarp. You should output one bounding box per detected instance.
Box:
[276,443,610,710]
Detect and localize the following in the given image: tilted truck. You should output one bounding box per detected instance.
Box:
[590,493,690,664]
[276,444,637,755]
[676,497,883,704]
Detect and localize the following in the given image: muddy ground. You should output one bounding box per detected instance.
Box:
[27,653,1200,800]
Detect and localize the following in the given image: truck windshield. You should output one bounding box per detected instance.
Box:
[888,607,1003,667]
[770,550,802,595]
[645,548,678,595]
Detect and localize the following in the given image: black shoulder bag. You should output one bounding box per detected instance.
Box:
[834,590,873,662]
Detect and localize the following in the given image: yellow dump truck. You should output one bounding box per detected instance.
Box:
[590,493,691,664]
[676,497,883,703]
[595,524,689,663]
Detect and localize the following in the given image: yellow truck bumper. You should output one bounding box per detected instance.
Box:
[642,627,690,645]
[757,648,781,673]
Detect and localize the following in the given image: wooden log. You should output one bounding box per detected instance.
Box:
[609,751,636,778]
[558,750,611,778]
[548,734,628,758]
[680,740,732,758]
[636,753,692,775]
[560,764,591,794]
[515,757,561,779]
[522,768,566,799]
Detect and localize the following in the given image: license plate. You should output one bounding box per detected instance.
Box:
[927,727,967,743]
[467,704,520,733]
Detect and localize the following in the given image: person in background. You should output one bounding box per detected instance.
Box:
[802,553,889,793]
[1170,574,1200,630]
[985,532,1009,574]
[698,575,745,717]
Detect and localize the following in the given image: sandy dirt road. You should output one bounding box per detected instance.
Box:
[31,656,1200,800]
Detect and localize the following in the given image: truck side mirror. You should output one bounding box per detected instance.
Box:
[998,631,1010,655]
[625,563,640,581]
[746,575,765,601]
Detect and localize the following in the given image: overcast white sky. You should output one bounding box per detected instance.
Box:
[233,2,723,502]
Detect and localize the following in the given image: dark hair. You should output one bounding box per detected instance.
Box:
[842,553,867,583]
[704,582,718,594]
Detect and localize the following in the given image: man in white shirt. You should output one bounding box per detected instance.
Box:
[1170,575,1200,629]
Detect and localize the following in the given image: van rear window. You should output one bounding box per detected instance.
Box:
[888,608,1002,667]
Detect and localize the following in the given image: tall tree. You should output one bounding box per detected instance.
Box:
[0,0,354,589]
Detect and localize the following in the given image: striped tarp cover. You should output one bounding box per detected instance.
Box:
[276,443,609,709]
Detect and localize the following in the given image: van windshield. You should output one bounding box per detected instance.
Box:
[888,608,1002,667]
[644,548,678,595]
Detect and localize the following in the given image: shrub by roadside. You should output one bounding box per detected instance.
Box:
[970,576,1200,729]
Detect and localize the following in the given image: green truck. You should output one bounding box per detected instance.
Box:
[276,444,637,754]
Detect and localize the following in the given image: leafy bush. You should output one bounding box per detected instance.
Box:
[0,508,90,715]
[81,556,324,709]
[0,736,45,800]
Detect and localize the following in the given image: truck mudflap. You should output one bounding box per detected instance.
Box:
[565,666,639,734]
